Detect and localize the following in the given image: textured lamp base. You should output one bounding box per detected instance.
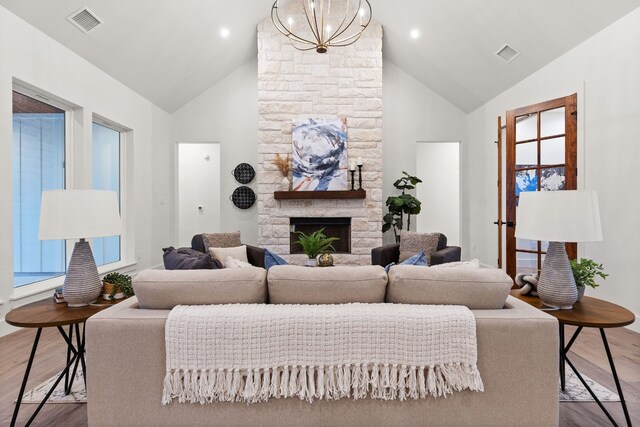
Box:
[62,239,102,308]
[538,241,578,310]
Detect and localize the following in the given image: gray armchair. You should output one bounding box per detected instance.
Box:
[371,234,461,267]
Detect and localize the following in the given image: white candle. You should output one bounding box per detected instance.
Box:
[357,157,363,166]
[350,161,356,171]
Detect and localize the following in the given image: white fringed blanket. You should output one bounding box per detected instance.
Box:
[162,303,483,405]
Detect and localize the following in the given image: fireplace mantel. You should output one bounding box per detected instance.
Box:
[273,189,366,200]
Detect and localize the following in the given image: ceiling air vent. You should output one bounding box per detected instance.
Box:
[66,8,102,33]
[495,44,521,63]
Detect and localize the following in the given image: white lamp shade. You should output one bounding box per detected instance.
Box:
[39,190,122,240]
[515,190,602,243]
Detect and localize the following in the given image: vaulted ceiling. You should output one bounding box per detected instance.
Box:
[2,0,639,113]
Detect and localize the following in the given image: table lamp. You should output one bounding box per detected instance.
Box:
[39,190,122,307]
[516,190,602,309]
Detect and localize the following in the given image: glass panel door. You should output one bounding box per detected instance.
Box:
[505,94,577,279]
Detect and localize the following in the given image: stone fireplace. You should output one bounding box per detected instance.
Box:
[257,1,383,265]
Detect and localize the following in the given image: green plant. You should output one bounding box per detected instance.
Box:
[294,228,339,259]
[103,272,134,300]
[382,171,422,243]
[569,258,608,289]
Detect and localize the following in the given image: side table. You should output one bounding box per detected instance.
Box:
[512,291,635,427]
[6,297,121,427]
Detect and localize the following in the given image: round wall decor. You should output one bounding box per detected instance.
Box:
[232,163,255,184]
[230,186,256,209]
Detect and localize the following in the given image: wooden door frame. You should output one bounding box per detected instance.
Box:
[505,94,577,278]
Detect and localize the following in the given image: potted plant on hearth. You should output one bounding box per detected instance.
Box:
[102,272,134,301]
[294,228,339,267]
[569,258,608,301]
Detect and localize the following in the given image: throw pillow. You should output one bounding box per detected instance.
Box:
[162,247,220,270]
[385,251,427,272]
[264,249,289,271]
[431,259,480,269]
[399,231,441,264]
[208,245,248,268]
[225,256,253,269]
[201,231,242,252]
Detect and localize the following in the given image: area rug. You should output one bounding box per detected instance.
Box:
[21,369,86,404]
[20,363,618,404]
[560,364,619,402]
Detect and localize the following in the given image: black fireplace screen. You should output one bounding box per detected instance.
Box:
[289,217,351,254]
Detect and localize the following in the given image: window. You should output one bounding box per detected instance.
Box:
[92,121,121,266]
[12,91,66,287]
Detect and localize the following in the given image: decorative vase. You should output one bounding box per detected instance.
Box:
[305,258,317,267]
[318,253,334,267]
[537,241,578,309]
[576,285,585,301]
[63,239,102,307]
[281,176,291,191]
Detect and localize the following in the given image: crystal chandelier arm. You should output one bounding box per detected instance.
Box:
[310,0,323,45]
[328,0,371,46]
[272,1,317,46]
[324,0,351,42]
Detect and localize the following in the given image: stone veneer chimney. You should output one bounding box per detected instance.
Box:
[257,1,383,265]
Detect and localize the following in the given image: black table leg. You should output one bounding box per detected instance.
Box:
[600,328,632,427]
[24,345,79,427]
[559,324,565,391]
[10,328,42,427]
[65,324,73,394]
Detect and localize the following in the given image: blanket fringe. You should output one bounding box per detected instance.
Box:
[161,363,484,405]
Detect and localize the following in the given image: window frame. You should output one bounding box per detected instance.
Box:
[11,86,74,294]
[91,116,126,269]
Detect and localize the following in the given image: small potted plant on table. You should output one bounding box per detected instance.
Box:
[294,228,339,267]
[569,258,608,301]
[102,272,134,301]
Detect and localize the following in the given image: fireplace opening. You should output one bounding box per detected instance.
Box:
[290,217,351,254]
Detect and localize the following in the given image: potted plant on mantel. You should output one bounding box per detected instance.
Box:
[294,228,339,267]
[102,272,134,301]
[382,171,422,243]
[569,258,608,301]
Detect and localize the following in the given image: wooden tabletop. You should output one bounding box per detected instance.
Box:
[5,297,122,328]
[511,291,635,328]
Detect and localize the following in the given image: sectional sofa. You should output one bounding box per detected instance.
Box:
[86,265,559,427]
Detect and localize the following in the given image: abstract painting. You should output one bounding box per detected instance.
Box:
[291,118,348,191]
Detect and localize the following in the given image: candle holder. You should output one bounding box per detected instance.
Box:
[350,170,356,190]
[357,165,363,190]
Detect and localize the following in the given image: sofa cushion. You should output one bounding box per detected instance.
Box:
[133,268,267,309]
[399,231,441,263]
[386,266,513,309]
[267,265,388,304]
[201,231,242,251]
[162,247,220,270]
[208,245,248,267]
[431,259,480,269]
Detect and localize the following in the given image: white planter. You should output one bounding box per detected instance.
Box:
[305,258,317,267]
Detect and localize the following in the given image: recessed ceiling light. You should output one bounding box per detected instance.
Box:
[220,28,230,38]
[410,29,419,39]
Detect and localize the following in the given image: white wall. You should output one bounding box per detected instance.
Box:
[382,61,467,244]
[0,6,173,335]
[416,142,460,246]
[466,8,640,331]
[172,60,259,245]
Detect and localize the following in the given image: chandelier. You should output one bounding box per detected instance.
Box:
[271,0,372,53]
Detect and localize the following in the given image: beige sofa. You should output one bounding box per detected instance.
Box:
[86,266,559,427]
